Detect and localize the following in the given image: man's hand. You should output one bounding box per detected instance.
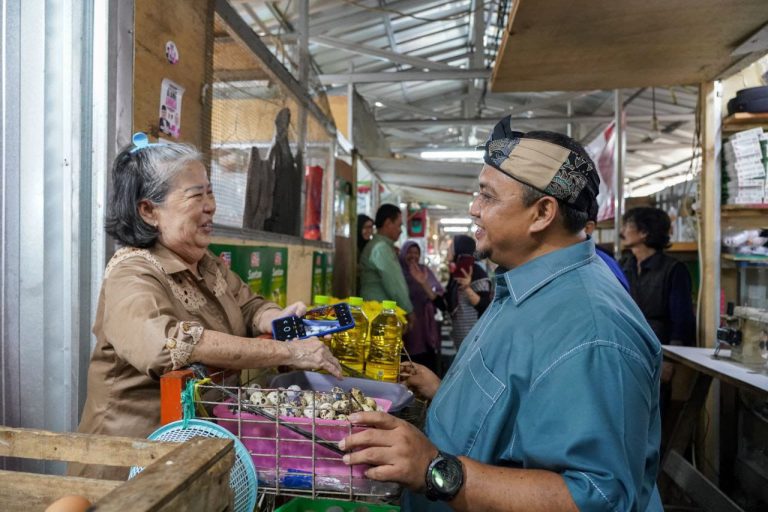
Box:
[285,337,342,378]
[400,361,441,400]
[340,412,438,491]
[257,301,307,333]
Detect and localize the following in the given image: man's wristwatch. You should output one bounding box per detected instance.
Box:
[424,451,464,502]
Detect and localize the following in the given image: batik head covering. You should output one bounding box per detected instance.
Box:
[478,116,600,213]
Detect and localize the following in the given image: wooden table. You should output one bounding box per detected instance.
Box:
[661,346,768,512]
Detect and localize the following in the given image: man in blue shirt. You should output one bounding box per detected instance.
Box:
[585,205,630,291]
[340,117,663,511]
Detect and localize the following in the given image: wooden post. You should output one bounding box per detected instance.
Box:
[697,80,723,482]
[698,81,722,348]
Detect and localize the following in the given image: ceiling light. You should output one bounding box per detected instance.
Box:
[420,150,484,161]
[443,226,470,233]
[440,217,473,225]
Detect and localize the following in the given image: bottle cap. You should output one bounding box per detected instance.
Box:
[348,296,364,306]
[382,300,397,310]
[313,295,330,305]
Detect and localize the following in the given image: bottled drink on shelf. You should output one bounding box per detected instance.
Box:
[332,296,368,375]
[365,300,403,383]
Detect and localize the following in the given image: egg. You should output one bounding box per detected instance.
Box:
[45,495,92,512]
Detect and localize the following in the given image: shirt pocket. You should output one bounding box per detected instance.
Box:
[432,348,506,455]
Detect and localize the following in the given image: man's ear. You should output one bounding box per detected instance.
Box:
[138,199,158,227]
[529,196,559,234]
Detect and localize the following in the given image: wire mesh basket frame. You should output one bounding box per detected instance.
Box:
[160,368,400,503]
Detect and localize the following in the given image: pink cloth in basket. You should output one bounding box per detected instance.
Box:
[213,397,391,479]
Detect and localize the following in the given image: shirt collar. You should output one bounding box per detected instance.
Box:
[372,233,395,246]
[496,238,596,306]
[151,243,216,275]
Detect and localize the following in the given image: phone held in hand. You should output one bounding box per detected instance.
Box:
[272,302,355,341]
[451,254,474,279]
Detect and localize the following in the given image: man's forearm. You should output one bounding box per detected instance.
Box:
[448,459,578,512]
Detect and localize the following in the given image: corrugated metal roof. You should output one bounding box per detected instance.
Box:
[230,0,701,210]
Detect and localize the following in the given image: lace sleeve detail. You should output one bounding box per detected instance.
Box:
[165,320,205,370]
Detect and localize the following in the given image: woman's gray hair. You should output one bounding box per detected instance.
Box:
[105,141,202,247]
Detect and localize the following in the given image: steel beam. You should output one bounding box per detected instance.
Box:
[312,35,453,71]
[320,69,491,84]
[377,113,695,128]
[613,90,626,258]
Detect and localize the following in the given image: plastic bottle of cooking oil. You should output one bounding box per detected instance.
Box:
[331,297,368,375]
[311,295,332,348]
[365,300,403,382]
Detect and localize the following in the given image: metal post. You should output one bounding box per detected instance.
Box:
[613,89,626,258]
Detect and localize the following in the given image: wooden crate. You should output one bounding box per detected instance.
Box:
[0,426,235,512]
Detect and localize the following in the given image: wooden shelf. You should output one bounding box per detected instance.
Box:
[721,205,768,218]
[722,112,768,133]
[723,112,768,133]
[722,253,768,264]
[668,242,698,252]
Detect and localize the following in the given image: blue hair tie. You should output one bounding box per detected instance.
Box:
[130,132,165,154]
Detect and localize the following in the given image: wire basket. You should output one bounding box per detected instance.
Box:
[129,419,258,512]
[189,373,401,503]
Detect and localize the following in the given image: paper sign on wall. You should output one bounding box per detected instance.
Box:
[159,78,184,139]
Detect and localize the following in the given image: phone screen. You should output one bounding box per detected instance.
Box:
[272,303,355,341]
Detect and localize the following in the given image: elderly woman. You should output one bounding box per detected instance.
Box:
[71,134,340,480]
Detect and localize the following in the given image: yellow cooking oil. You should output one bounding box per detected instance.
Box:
[332,297,368,375]
[365,300,403,382]
[311,295,333,348]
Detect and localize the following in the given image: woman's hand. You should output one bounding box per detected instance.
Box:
[409,262,429,285]
[400,361,441,400]
[455,266,473,290]
[257,301,307,333]
[285,337,342,377]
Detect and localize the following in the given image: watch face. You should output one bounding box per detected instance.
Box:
[431,456,463,493]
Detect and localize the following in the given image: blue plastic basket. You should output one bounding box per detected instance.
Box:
[129,419,258,512]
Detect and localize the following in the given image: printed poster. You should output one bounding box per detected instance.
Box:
[311,251,325,298]
[245,247,267,296]
[159,78,184,138]
[268,247,288,308]
[208,244,235,272]
[585,119,620,223]
[324,252,334,298]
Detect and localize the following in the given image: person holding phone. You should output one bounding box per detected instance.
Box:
[445,235,491,351]
[70,134,341,481]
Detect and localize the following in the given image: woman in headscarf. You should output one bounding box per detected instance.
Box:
[399,240,444,372]
[357,214,374,259]
[446,234,491,350]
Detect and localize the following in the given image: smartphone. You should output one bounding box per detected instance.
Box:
[451,254,475,279]
[272,303,355,341]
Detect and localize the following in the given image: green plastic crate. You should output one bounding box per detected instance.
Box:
[274,497,400,512]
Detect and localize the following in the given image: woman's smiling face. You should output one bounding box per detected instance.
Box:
[153,161,216,265]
